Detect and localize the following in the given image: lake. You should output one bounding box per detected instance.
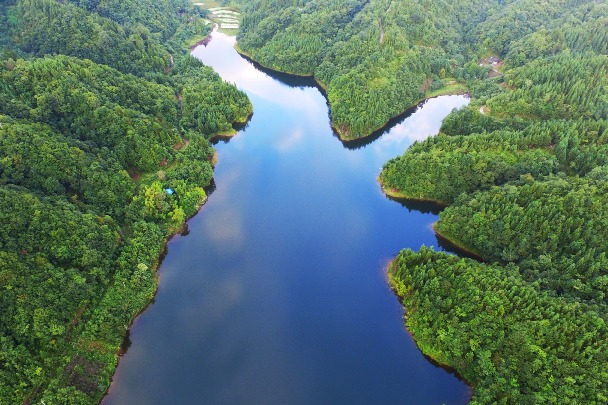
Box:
[102,30,470,405]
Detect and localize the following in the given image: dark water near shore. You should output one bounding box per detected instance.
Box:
[103,31,470,405]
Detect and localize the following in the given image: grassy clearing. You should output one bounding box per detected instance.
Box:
[219,27,239,35]
[425,81,468,98]
[187,33,209,47]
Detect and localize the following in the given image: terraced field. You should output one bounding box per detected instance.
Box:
[192,2,241,32]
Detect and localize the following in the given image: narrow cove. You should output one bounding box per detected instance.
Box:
[102,31,471,404]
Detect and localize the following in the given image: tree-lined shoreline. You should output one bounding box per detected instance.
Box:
[0,0,251,402]
[236,0,608,402]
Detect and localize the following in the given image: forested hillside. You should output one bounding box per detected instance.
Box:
[235,0,488,139]
[376,1,608,404]
[235,0,608,141]
[390,248,608,404]
[0,0,251,402]
[232,0,608,402]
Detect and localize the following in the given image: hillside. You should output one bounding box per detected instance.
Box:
[235,0,607,141]
[0,0,251,402]
[235,0,608,402]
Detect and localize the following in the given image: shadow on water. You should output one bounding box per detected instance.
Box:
[179,223,190,237]
[420,351,473,400]
[209,115,253,145]
[340,95,469,150]
[384,194,444,216]
[384,194,483,261]
[239,53,320,90]
[436,230,485,262]
[232,116,251,132]
[238,51,459,153]
[340,103,422,150]
[203,178,217,198]
[241,41,479,267]
[104,31,472,405]
[210,134,234,144]
[118,330,132,356]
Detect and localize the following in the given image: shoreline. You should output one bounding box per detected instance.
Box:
[99,113,243,402]
[233,44,319,80]
[233,33,477,402]
[233,43,330,96]
[210,111,253,143]
[376,177,485,262]
[103,31,474,404]
[189,33,213,50]
[335,88,469,142]
[377,176,450,207]
[233,42,467,142]
[102,31,253,403]
[99,195,206,403]
[432,223,485,262]
[386,259,474,401]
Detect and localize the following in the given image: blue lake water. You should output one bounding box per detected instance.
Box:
[102,30,470,405]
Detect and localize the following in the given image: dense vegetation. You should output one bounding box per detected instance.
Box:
[3,0,608,402]
[390,248,608,404]
[374,1,608,403]
[11,0,169,75]
[236,0,608,141]
[437,175,608,305]
[0,0,251,402]
[223,0,608,401]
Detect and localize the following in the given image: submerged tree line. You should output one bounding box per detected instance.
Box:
[0,0,251,402]
[237,0,608,403]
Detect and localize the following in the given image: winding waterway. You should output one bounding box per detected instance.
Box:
[103,31,470,404]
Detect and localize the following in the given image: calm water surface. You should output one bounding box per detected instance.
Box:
[103,31,470,404]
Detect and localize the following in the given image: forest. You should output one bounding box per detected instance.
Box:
[0,0,251,402]
[3,0,608,402]
[237,0,608,403]
[236,0,608,140]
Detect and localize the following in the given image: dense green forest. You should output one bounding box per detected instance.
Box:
[3,0,608,402]
[234,0,608,402]
[389,248,608,404]
[0,0,251,402]
[235,0,608,141]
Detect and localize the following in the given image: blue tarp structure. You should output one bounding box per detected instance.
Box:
[164,188,175,195]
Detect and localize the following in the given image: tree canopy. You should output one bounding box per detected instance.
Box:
[371,1,608,403]
[235,0,608,402]
[0,0,251,402]
[235,0,608,141]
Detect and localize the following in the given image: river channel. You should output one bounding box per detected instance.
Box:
[102,31,470,404]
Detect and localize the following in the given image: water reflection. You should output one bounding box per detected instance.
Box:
[274,127,304,152]
[238,53,321,90]
[368,97,469,162]
[436,231,485,261]
[340,104,421,150]
[385,194,444,215]
[104,30,471,405]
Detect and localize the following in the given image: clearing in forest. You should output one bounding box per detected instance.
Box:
[192,1,241,32]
